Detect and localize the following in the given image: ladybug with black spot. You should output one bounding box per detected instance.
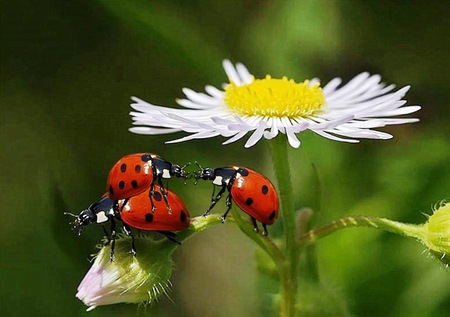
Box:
[195,165,279,235]
[106,153,188,213]
[66,185,190,260]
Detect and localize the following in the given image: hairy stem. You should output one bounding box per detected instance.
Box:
[270,137,298,317]
[299,215,424,245]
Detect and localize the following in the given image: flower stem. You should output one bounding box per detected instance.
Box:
[270,137,298,317]
[299,215,424,245]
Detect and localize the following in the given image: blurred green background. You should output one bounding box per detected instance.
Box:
[1,0,449,316]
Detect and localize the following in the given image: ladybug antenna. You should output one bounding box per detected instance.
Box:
[64,212,82,234]
[181,162,191,183]
[64,211,78,218]
[193,161,204,185]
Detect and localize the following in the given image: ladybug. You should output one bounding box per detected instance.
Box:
[194,165,279,235]
[66,185,190,260]
[106,153,188,213]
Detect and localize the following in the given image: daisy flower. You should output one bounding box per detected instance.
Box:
[129,60,420,148]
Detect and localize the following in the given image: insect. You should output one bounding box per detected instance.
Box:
[66,185,190,261]
[194,164,279,235]
[106,153,188,213]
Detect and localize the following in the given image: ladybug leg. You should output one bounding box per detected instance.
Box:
[158,178,173,214]
[120,198,129,212]
[158,231,181,245]
[109,218,117,262]
[122,223,137,256]
[203,185,226,217]
[262,223,268,236]
[149,183,156,213]
[220,193,233,223]
[250,217,259,233]
[102,225,111,244]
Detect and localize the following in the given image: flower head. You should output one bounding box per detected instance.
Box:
[130,60,420,148]
[76,237,174,311]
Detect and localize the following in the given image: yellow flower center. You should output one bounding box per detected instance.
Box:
[224,75,325,118]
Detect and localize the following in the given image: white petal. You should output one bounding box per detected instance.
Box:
[235,62,253,84]
[129,127,181,135]
[205,85,224,98]
[222,131,249,145]
[181,88,222,106]
[166,131,222,143]
[312,130,360,143]
[244,121,269,148]
[176,98,213,109]
[222,59,242,86]
[378,105,421,116]
[322,77,342,95]
[285,127,301,148]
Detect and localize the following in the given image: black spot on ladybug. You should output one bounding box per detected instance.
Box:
[109,185,114,195]
[180,210,186,222]
[153,191,162,201]
[261,185,269,195]
[145,213,154,223]
[118,181,125,189]
[131,180,138,188]
[120,163,127,173]
[269,211,276,220]
[135,164,141,173]
[246,198,254,206]
[238,168,249,176]
[141,154,152,162]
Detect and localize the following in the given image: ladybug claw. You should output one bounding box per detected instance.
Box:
[220,216,226,223]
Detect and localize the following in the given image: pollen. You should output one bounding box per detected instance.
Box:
[224,75,325,118]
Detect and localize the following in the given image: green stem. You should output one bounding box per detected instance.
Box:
[299,215,424,245]
[231,208,285,269]
[176,214,225,242]
[270,137,298,317]
[177,214,284,269]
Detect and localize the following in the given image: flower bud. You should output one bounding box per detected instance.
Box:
[76,236,175,311]
[420,201,450,266]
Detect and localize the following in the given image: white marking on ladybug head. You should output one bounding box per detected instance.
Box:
[96,211,109,224]
[162,169,171,179]
[213,175,224,186]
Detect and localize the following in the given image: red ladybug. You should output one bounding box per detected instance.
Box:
[118,185,190,233]
[106,153,187,213]
[195,165,279,235]
[66,185,190,260]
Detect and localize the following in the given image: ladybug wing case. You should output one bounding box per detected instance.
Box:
[119,186,190,231]
[231,169,279,225]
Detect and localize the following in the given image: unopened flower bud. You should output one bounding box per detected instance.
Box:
[419,201,450,266]
[76,236,175,311]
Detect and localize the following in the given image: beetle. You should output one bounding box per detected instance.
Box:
[195,164,279,235]
[106,153,188,213]
[66,185,190,260]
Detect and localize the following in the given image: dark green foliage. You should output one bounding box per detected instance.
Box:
[1,0,449,316]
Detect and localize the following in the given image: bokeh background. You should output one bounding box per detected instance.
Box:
[1,0,449,316]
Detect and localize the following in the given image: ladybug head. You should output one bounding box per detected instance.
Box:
[65,209,96,236]
[65,197,115,236]
[170,162,190,180]
[193,162,215,183]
